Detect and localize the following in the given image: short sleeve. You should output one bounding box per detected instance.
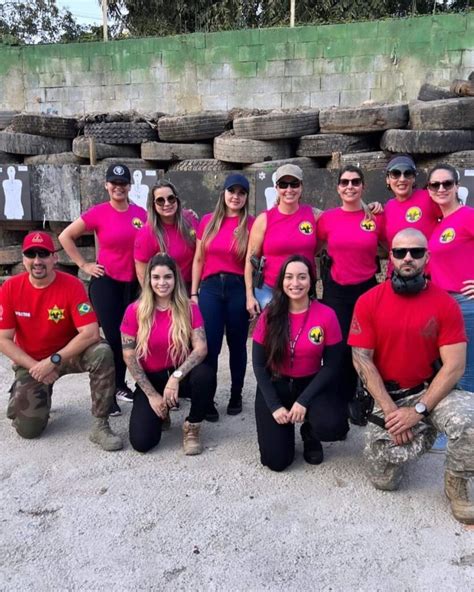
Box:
[183,209,200,232]
[134,225,158,263]
[375,213,386,244]
[0,279,16,329]
[347,293,376,349]
[323,307,343,346]
[68,279,97,328]
[120,302,139,337]
[190,302,204,329]
[196,214,212,241]
[317,211,328,242]
[252,312,267,345]
[437,294,467,346]
[81,205,99,232]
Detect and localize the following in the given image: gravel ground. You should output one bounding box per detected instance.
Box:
[0,343,473,591]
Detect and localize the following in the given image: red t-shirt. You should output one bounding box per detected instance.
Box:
[133,210,198,283]
[253,299,342,378]
[82,202,147,282]
[348,280,466,388]
[317,208,385,285]
[0,272,97,360]
[262,204,318,288]
[197,213,255,280]
[428,206,474,293]
[120,301,203,373]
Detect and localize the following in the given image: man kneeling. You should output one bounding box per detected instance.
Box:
[0,231,122,451]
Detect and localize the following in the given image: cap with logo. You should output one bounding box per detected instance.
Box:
[22,231,55,253]
[223,173,250,194]
[275,164,304,184]
[106,163,131,184]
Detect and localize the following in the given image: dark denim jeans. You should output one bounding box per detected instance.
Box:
[198,273,249,401]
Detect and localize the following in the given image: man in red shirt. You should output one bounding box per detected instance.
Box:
[0,231,122,451]
[348,228,473,525]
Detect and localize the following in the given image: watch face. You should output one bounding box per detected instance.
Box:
[415,403,427,414]
[51,353,61,364]
[173,370,183,379]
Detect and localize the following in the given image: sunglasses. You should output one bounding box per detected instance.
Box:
[391,247,427,260]
[154,194,177,207]
[427,180,455,192]
[23,249,52,259]
[277,181,301,189]
[388,168,416,180]
[339,178,362,187]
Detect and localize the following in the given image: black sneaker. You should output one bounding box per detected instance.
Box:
[227,394,242,415]
[108,399,122,417]
[205,403,219,423]
[116,385,134,403]
[303,439,324,465]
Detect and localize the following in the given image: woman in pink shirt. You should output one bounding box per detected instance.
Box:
[59,163,147,414]
[318,165,385,409]
[121,253,213,455]
[191,174,254,421]
[252,255,347,471]
[245,164,319,318]
[427,163,474,393]
[134,180,198,291]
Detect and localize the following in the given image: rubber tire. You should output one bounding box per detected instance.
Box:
[72,136,139,159]
[233,109,319,140]
[168,159,234,171]
[0,131,72,155]
[417,151,474,169]
[0,111,19,131]
[141,142,213,161]
[84,122,157,144]
[409,98,474,130]
[417,83,458,102]
[11,114,77,139]
[158,112,232,142]
[327,151,392,170]
[381,129,474,154]
[320,103,409,133]
[297,133,379,157]
[24,152,86,165]
[99,157,156,169]
[214,134,293,164]
[244,156,320,171]
[0,151,21,164]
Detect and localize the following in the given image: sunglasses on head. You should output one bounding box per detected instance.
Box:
[277,180,301,189]
[339,178,362,187]
[388,168,416,180]
[23,249,52,259]
[154,194,177,207]
[427,180,455,192]
[391,247,427,260]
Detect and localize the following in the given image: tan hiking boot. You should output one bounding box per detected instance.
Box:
[89,417,123,451]
[182,420,202,456]
[444,471,474,525]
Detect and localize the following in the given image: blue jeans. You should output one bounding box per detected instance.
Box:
[254,283,273,310]
[198,273,250,400]
[452,293,474,392]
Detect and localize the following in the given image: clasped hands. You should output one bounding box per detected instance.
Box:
[384,406,424,446]
[272,402,306,425]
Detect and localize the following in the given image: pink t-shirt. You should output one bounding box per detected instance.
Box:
[262,204,318,288]
[120,301,203,373]
[197,214,255,280]
[428,206,474,293]
[81,202,146,282]
[133,210,198,283]
[318,208,385,285]
[253,299,342,378]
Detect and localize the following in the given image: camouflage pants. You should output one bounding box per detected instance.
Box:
[365,388,474,485]
[6,340,115,439]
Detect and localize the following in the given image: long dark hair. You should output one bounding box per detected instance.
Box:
[264,255,317,371]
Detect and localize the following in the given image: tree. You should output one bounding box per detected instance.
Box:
[0,0,95,44]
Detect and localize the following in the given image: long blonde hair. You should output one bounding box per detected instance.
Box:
[147,180,196,252]
[200,187,250,261]
[136,253,192,367]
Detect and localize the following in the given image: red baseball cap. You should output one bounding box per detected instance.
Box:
[22,231,55,253]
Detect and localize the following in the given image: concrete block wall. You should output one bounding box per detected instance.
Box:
[0,14,472,115]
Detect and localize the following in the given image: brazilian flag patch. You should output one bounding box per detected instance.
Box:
[77,302,92,315]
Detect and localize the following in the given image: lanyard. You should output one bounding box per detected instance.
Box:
[288,307,310,368]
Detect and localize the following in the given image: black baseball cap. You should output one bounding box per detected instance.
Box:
[106,163,131,183]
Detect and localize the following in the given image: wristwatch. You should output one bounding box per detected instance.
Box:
[50,353,62,365]
[415,402,430,417]
[172,370,183,381]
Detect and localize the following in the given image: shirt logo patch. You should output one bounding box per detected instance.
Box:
[350,316,361,335]
[308,326,324,345]
[48,305,65,324]
[405,207,422,223]
[190,229,197,237]
[299,221,314,235]
[77,302,92,315]
[440,228,456,244]
[132,217,143,229]
[360,219,376,232]
[421,317,439,339]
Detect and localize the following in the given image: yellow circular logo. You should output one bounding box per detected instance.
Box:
[405,207,422,223]
[440,228,456,243]
[132,217,143,229]
[299,221,314,235]
[308,326,324,345]
[360,219,376,232]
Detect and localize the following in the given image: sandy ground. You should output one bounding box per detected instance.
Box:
[0,342,473,591]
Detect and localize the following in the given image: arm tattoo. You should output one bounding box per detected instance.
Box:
[176,327,207,377]
[352,347,373,388]
[121,334,160,398]
[121,334,137,351]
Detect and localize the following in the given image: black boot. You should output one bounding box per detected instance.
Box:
[300,422,323,465]
[205,402,219,423]
[227,390,242,415]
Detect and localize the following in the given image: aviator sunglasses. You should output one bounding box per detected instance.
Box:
[339,178,362,187]
[277,180,302,189]
[391,247,427,260]
[388,168,416,180]
[23,249,52,259]
[154,194,177,207]
[427,180,455,192]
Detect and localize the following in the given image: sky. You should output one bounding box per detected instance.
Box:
[56,0,104,25]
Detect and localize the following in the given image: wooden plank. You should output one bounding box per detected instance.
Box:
[30,165,81,222]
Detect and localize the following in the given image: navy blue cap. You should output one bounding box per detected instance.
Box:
[224,174,249,193]
[386,155,416,172]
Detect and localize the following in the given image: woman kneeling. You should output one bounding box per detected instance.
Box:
[121,253,213,454]
[253,255,348,471]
